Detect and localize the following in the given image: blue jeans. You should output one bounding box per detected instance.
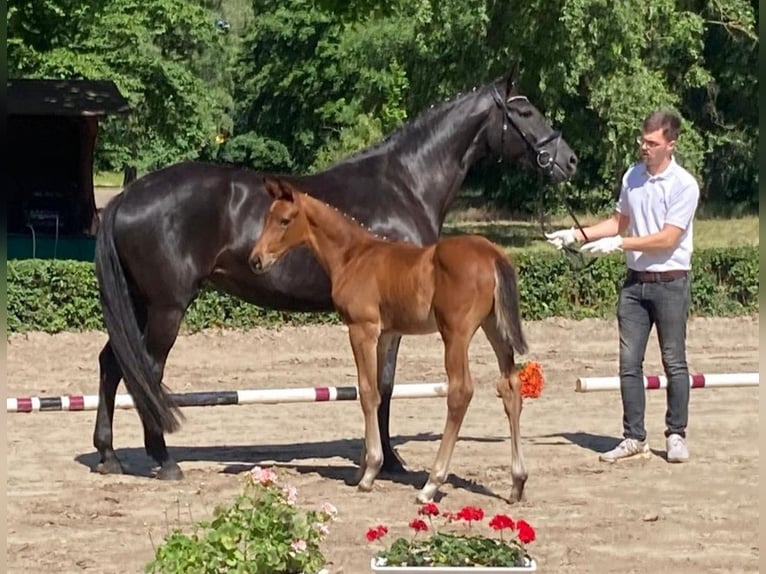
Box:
[617,273,691,442]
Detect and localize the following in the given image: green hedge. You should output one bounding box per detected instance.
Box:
[7,247,758,334]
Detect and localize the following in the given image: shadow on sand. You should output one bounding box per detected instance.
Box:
[75,432,510,501]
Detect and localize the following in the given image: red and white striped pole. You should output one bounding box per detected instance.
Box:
[6,382,449,414]
[575,372,758,393]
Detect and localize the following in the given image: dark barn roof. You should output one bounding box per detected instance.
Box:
[8,78,131,117]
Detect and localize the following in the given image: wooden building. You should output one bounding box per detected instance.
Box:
[7,79,130,260]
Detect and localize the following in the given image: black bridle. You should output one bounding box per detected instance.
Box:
[491,85,594,271]
[490,85,562,175]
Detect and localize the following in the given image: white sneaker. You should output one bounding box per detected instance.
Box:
[599,438,651,463]
[666,434,689,463]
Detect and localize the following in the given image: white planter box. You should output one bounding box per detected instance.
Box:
[370,556,537,573]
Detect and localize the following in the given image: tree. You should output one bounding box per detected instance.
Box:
[8,0,234,173]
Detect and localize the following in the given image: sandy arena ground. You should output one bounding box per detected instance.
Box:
[6,316,759,573]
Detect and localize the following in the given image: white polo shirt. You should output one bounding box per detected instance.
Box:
[615,157,700,272]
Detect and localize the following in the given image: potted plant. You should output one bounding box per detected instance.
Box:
[367,503,537,573]
[145,466,335,573]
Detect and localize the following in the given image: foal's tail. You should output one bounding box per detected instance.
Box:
[95,194,182,435]
[492,255,528,356]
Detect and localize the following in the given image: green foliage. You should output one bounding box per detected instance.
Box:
[228,0,412,172]
[215,132,294,172]
[8,0,757,212]
[310,113,385,171]
[380,533,527,568]
[8,0,234,173]
[7,260,104,333]
[6,246,757,334]
[223,0,756,214]
[513,246,759,320]
[146,467,334,574]
[183,286,340,331]
[370,503,533,568]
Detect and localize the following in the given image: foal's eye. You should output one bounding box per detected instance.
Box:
[279,217,291,227]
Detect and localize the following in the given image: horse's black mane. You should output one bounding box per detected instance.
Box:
[330,82,495,166]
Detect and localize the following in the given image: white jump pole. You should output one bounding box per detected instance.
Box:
[575,372,759,393]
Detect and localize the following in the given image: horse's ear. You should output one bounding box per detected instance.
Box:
[263,177,295,202]
[505,62,520,96]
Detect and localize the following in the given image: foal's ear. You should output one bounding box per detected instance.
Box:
[263,177,295,202]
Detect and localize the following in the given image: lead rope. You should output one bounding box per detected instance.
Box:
[536,175,596,272]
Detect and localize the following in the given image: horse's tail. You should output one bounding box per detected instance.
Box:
[492,255,528,356]
[94,194,183,435]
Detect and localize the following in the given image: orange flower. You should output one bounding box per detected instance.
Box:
[518,361,544,399]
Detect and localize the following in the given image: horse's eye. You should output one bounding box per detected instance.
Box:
[279,217,291,227]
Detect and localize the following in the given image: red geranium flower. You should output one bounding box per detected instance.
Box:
[516,520,536,544]
[365,525,388,542]
[418,502,440,517]
[489,514,515,531]
[456,506,484,523]
[409,518,428,532]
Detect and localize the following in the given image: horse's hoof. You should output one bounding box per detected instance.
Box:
[508,489,525,504]
[95,459,124,475]
[155,464,184,481]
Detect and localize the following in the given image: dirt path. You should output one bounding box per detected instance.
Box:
[6,316,759,573]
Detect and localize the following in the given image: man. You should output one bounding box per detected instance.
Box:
[546,110,700,463]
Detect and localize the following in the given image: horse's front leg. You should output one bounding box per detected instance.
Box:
[377,334,408,473]
[348,322,383,491]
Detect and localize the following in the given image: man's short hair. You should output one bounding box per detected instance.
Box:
[642,110,682,142]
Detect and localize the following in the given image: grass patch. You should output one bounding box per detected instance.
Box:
[93,171,123,187]
[443,213,759,254]
[693,216,759,248]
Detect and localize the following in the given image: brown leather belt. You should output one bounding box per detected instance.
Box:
[628,269,688,283]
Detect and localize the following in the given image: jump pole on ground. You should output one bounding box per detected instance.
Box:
[575,372,759,393]
[6,382,449,413]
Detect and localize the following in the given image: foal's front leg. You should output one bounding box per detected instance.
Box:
[419,333,474,503]
[348,322,384,491]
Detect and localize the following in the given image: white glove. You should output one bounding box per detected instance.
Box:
[580,235,623,255]
[544,227,577,250]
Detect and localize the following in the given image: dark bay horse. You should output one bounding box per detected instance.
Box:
[250,177,530,503]
[94,66,577,480]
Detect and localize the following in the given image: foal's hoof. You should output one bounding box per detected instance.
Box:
[357,477,375,492]
[155,464,184,481]
[416,492,434,504]
[95,459,124,475]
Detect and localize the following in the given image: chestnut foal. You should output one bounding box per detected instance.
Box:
[249,177,530,503]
